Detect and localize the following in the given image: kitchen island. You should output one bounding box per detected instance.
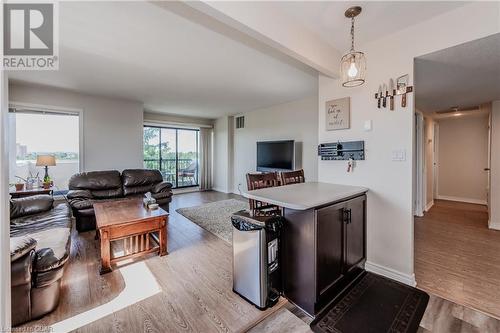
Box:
[244,182,368,317]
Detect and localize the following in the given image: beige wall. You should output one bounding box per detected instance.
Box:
[9,83,144,172]
[424,116,435,208]
[437,115,489,203]
[490,101,500,229]
[232,96,318,193]
[213,116,234,193]
[318,2,499,284]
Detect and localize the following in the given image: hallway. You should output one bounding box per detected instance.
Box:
[415,200,500,318]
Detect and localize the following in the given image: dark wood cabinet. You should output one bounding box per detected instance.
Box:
[316,202,345,298]
[283,194,366,317]
[344,196,366,271]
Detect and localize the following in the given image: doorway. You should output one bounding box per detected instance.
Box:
[413,33,500,318]
[143,126,200,188]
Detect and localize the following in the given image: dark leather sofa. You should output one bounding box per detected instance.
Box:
[10,195,72,326]
[67,169,173,232]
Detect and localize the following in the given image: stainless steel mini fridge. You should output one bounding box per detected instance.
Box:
[231,211,282,309]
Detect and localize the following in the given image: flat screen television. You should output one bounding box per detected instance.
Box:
[256,140,295,172]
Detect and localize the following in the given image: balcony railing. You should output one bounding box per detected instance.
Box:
[144,158,198,188]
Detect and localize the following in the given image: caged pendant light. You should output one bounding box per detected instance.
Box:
[340,6,366,87]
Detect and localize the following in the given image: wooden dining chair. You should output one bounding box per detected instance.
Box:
[246,172,281,216]
[280,169,305,185]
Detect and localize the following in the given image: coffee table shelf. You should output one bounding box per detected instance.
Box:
[94,198,168,274]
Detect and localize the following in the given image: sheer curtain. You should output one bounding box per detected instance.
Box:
[199,127,213,190]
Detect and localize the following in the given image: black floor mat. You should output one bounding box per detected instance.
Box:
[311,272,429,333]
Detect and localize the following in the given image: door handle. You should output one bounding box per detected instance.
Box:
[484,168,491,171]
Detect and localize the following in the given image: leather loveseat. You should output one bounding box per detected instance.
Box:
[10,195,72,326]
[67,169,173,232]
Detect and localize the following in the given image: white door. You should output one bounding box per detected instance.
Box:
[487,110,492,216]
[433,123,439,200]
[414,112,425,217]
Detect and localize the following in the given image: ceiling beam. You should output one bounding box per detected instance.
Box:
[181,1,341,78]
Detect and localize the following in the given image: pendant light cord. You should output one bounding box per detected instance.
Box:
[350,17,355,52]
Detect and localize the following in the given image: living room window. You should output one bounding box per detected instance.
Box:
[8,106,81,192]
[143,126,199,188]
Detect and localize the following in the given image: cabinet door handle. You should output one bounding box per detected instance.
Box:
[343,209,352,224]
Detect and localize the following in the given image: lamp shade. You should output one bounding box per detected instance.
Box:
[36,155,56,167]
[340,51,366,87]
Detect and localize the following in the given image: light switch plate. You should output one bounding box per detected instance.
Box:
[392,149,406,161]
[364,120,372,131]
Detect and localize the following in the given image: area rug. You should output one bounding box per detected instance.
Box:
[176,199,249,243]
[311,272,429,333]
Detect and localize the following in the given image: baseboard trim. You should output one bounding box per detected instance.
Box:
[436,195,487,205]
[365,261,416,287]
[425,200,434,212]
[212,187,230,194]
[488,221,500,230]
[173,187,200,194]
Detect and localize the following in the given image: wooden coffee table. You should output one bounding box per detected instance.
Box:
[94,198,168,274]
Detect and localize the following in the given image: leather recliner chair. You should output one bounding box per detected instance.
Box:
[10,195,72,326]
[67,169,173,232]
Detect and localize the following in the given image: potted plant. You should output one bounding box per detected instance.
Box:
[43,175,52,189]
[14,176,27,191]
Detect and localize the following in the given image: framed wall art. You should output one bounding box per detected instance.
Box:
[326,97,350,130]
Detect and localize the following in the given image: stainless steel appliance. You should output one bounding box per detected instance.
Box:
[231,211,283,309]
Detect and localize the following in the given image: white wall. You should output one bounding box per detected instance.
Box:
[213,116,233,193]
[1,72,12,329]
[232,96,318,193]
[490,101,500,230]
[318,2,499,285]
[9,83,144,172]
[437,115,489,204]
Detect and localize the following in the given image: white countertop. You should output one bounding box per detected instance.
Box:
[243,182,368,210]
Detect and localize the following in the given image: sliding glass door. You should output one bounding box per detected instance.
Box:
[143,126,199,188]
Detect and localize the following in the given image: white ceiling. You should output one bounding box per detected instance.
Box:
[8,1,470,118]
[272,1,468,52]
[415,33,500,112]
[8,1,317,119]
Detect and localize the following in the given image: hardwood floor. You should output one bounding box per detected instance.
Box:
[18,191,285,333]
[17,193,500,333]
[251,292,500,333]
[415,199,500,319]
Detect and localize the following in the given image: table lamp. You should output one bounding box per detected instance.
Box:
[36,155,56,182]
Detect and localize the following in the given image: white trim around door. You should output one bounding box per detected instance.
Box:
[1,72,11,330]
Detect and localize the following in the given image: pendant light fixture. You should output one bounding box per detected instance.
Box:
[340,6,366,87]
